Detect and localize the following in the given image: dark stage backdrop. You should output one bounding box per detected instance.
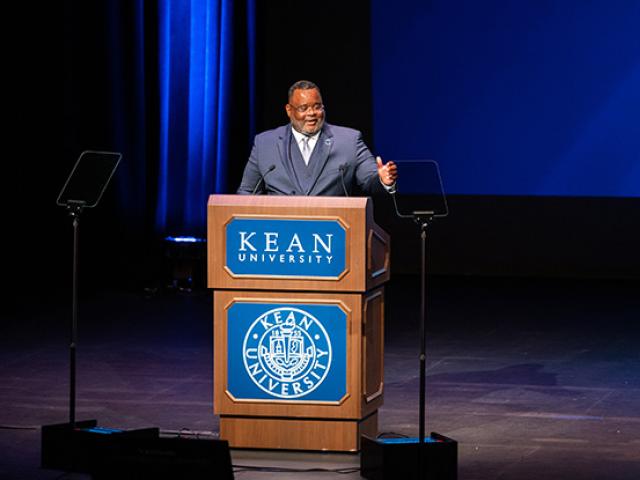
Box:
[371,0,640,198]
[8,0,637,302]
[9,0,257,295]
[370,0,640,278]
[250,1,374,148]
[26,0,375,294]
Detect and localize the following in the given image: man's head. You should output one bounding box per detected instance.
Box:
[285,80,325,136]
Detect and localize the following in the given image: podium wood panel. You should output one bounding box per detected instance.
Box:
[207,195,389,292]
[220,412,378,452]
[213,289,384,420]
[363,290,384,404]
[208,194,389,451]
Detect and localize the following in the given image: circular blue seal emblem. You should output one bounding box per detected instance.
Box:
[242,306,332,399]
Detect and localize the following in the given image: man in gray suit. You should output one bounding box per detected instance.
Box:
[237,80,397,196]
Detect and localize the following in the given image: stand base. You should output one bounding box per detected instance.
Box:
[360,432,457,480]
[41,419,99,472]
[41,421,233,478]
[41,420,160,473]
[221,412,378,451]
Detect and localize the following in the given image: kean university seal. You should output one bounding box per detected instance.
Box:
[242,306,332,399]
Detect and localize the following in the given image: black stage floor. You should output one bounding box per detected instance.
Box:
[1,275,638,479]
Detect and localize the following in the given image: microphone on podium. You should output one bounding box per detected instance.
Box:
[338,163,349,197]
[251,164,276,195]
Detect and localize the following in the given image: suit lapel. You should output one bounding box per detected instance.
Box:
[276,126,303,194]
[306,125,334,195]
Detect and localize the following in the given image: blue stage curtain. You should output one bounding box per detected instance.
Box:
[156,0,255,236]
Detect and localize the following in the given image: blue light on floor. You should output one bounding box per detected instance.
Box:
[377,437,440,444]
[165,236,205,243]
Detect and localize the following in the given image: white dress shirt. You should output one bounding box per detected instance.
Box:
[291,127,320,165]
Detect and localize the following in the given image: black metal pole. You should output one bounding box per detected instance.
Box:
[70,212,79,428]
[418,220,428,477]
[419,222,427,441]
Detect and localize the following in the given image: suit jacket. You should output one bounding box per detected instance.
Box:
[237,123,386,196]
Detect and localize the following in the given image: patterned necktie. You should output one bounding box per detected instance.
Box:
[301,136,311,165]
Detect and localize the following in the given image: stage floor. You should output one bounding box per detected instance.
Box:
[1,275,638,479]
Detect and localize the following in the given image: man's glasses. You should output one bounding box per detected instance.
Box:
[289,103,324,114]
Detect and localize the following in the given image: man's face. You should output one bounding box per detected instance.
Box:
[286,88,325,135]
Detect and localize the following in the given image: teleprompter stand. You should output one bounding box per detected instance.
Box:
[361,160,457,480]
[42,151,235,478]
[42,150,122,472]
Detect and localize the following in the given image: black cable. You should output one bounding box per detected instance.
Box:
[377,431,409,439]
[0,425,38,430]
[159,428,219,439]
[53,472,75,480]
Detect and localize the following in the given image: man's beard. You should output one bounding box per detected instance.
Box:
[292,116,325,136]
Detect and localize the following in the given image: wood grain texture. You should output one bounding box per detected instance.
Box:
[220,412,378,451]
[363,288,384,408]
[207,194,390,292]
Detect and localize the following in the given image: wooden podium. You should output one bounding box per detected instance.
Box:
[207,195,390,451]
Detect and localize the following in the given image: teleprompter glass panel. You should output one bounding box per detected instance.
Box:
[57,150,121,208]
[393,160,448,218]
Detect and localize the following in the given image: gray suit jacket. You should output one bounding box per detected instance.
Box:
[237,123,386,196]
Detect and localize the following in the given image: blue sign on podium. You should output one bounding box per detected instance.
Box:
[225,218,347,278]
[226,302,347,402]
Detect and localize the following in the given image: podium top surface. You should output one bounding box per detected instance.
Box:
[208,194,369,210]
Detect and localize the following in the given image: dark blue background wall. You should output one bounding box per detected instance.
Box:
[371,0,640,197]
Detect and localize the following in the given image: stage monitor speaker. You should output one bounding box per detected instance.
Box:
[89,435,234,480]
[41,421,158,473]
[360,432,457,480]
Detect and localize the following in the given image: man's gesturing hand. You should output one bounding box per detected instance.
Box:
[376,156,398,186]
